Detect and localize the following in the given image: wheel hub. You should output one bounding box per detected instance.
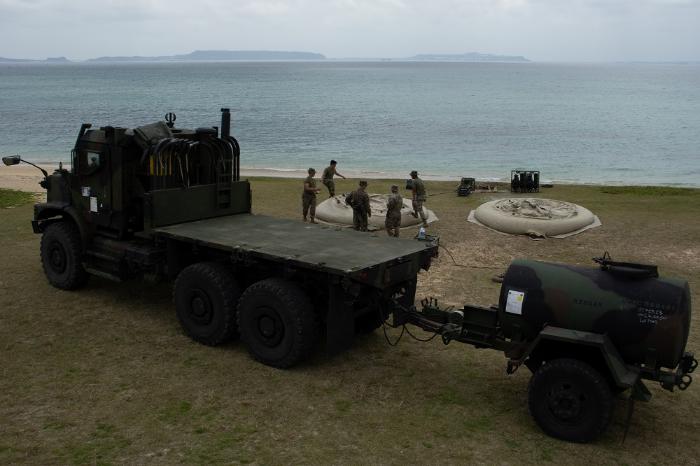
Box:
[255,307,285,347]
[259,315,275,337]
[49,241,67,273]
[548,384,584,421]
[188,289,213,325]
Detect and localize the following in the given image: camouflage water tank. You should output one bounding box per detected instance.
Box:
[498,259,691,369]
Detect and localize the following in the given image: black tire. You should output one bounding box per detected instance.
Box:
[174,262,241,346]
[238,278,318,368]
[40,221,88,290]
[528,358,614,443]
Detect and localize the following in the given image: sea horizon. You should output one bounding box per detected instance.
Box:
[1,61,699,187]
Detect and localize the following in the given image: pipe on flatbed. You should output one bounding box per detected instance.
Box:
[221,108,231,139]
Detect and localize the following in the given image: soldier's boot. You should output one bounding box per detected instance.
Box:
[420,209,428,227]
[303,216,308,222]
[310,217,317,224]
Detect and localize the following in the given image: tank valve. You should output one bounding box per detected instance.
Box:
[673,353,697,390]
[678,374,693,390]
[679,352,697,374]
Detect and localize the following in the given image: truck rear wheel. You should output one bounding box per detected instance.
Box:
[174,262,241,346]
[238,278,318,368]
[528,358,614,443]
[40,221,88,290]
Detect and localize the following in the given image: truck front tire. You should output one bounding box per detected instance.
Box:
[528,358,614,443]
[238,278,318,368]
[40,221,88,290]
[174,262,241,346]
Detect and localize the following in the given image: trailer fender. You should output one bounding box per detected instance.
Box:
[523,326,640,389]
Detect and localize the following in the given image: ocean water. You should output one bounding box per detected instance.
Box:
[1,61,699,186]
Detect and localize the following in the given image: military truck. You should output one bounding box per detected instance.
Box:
[3,110,695,443]
[3,109,438,368]
[457,177,475,196]
[395,255,695,442]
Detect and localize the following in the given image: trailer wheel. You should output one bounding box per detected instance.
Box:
[40,221,88,290]
[238,278,318,368]
[174,262,241,346]
[528,358,614,443]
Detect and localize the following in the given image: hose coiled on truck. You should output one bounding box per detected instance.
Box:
[140,135,240,189]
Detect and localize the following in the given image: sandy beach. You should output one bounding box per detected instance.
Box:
[0,164,54,192]
[0,164,473,193]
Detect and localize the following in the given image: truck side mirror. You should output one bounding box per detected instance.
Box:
[2,155,21,166]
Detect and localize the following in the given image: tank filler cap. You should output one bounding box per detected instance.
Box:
[593,252,658,279]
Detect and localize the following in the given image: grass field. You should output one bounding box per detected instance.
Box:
[0,188,34,209]
[1,179,699,465]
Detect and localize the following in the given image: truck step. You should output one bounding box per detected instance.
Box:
[84,265,124,282]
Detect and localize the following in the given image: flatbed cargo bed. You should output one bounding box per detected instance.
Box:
[154,214,436,283]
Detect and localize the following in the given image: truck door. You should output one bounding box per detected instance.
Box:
[76,147,113,228]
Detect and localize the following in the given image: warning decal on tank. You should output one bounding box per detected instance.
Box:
[637,307,667,325]
[506,290,525,315]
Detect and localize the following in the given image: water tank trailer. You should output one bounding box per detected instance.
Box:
[394,254,695,442]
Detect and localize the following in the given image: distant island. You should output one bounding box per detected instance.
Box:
[0,50,531,64]
[0,56,70,63]
[88,50,326,63]
[407,52,529,63]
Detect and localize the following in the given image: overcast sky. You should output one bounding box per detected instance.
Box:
[1,0,699,61]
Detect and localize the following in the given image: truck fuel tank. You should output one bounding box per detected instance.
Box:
[498,258,691,369]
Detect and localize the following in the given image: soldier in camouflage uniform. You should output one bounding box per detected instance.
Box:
[302,168,321,223]
[409,170,428,227]
[385,185,403,237]
[321,160,346,197]
[345,180,371,231]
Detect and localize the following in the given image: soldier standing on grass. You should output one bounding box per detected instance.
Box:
[345,180,371,231]
[385,185,403,237]
[321,160,346,197]
[409,170,428,227]
[302,168,321,223]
